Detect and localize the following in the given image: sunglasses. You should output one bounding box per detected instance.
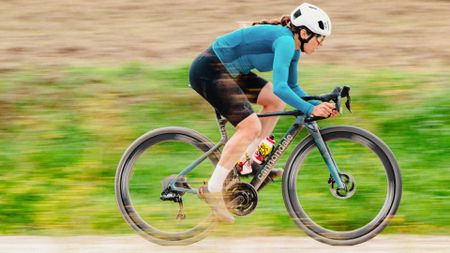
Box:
[316,35,326,44]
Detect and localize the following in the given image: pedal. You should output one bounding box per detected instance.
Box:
[160,189,182,202]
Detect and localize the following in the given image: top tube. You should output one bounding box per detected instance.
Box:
[257,110,304,118]
[257,110,329,123]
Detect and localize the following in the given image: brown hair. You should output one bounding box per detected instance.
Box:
[252,15,311,36]
[252,15,291,26]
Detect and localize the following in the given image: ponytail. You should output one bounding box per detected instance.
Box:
[252,15,314,52]
[252,15,291,26]
[252,15,302,35]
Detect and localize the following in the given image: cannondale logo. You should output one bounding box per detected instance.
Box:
[258,134,293,180]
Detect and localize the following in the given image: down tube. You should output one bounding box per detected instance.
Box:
[251,116,304,190]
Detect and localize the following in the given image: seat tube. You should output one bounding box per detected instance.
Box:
[305,122,345,189]
[169,110,228,193]
[215,110,228,144]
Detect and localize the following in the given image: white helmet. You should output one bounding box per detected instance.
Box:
[290,3,332,36]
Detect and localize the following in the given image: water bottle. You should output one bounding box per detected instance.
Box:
[253,135,275,164]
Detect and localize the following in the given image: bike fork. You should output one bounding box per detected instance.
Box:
[305,122,345,189]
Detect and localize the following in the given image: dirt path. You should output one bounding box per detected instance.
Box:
[0,0,449,72]
[1,235,449,253]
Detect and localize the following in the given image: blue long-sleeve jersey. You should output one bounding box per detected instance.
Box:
[212,25,319,115]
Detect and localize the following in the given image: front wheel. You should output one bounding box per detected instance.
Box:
[282,126,402,246]
[115,127,220,246]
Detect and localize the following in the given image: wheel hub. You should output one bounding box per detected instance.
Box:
[329,172,356,199]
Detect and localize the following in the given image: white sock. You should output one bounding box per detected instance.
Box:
[208,165,230,192]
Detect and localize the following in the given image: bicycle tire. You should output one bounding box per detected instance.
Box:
[115,127,220,246]
[282,125,402,246]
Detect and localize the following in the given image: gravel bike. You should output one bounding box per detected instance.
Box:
[115,86,402,246]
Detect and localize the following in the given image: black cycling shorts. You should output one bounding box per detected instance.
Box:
[189,47,268,126]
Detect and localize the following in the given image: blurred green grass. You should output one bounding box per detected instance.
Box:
[0,63,448,236]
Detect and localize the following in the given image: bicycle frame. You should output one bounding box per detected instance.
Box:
[251,111,345,190]
[118,85,403,246]
[169,109,346,194]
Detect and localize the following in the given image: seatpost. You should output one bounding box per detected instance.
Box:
[215,110,228,144]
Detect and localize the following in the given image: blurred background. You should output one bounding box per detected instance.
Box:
[0,0,448,240]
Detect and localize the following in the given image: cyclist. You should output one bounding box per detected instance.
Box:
[189,3,338,222]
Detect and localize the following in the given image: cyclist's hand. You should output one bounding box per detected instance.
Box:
[312,102,339,118]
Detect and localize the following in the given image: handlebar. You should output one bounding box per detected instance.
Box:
[303,86,352,122]
[257,86,352,122]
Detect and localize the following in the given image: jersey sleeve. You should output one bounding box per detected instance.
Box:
[272,36,315,115]
[287,58,321,106]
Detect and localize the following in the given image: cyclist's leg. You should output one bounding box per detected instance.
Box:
[235,74,285,157]
[190,49,267,174]
[189,47,261,221]
[236,76,286,179]
[217,113,261,170]
[255,82,286,138]
[201,113,260,223]
[254,82,286,180]
[189,48,262,173]
[204,79,262,192]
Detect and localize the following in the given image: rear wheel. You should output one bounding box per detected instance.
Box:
[283,126,402,245]
[115,127,220,245]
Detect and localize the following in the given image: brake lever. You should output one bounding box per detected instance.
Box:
[305,86,351,121]
[345,99,352,112]
[341,86,352,113]
[331,87,342,114]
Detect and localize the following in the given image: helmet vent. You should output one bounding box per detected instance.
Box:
[318,20,324,30]
[293,9,302,19]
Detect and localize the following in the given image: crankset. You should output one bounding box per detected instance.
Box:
[224,182,258,216]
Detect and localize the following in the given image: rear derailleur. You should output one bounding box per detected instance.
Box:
[160,175,191,220]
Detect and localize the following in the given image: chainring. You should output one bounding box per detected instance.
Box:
[224,182,258,216]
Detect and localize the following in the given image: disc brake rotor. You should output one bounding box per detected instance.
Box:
[330,172,356,199]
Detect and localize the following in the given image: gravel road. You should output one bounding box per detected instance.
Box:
[1,235,449,253]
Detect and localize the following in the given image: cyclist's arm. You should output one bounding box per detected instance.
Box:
[272,36,315,115]
[287,59,321,106]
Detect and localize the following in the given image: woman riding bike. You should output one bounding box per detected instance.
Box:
[189,2,337,222]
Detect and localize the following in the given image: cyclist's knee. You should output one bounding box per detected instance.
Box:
[257,83,285,112]
[236,114,261,140]
[265,92,285,112]
[270,99,286,112]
